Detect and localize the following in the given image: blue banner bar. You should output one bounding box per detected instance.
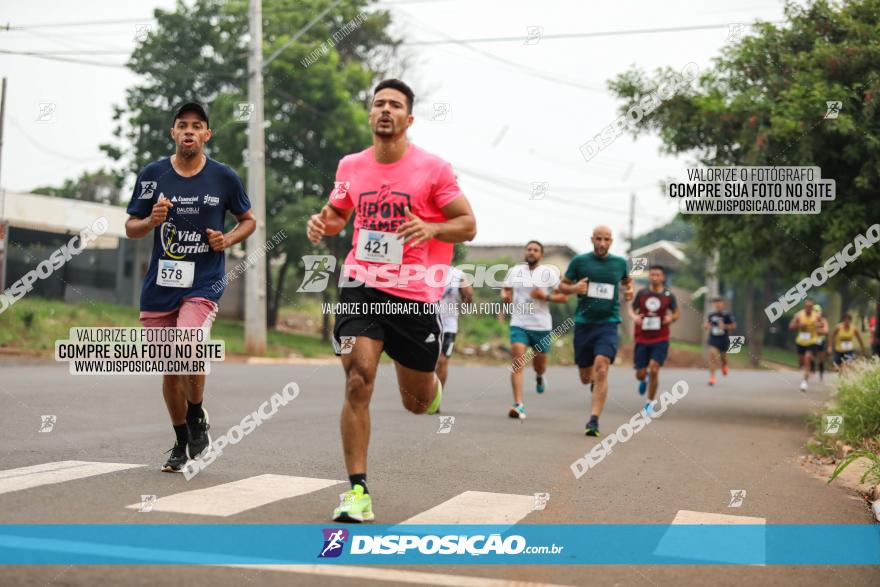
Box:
[0,525,878,565]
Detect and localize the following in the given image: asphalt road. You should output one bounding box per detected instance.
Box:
[1,357,877,586]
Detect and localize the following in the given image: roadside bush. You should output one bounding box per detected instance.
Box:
[814,358,880,487]
[816,358,880,445]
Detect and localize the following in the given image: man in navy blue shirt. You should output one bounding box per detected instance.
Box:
[125,102,255,472]
[705,296,737,386]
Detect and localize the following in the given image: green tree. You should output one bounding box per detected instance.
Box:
[102,0,400,327]
[32,168,124,205]
[630,215,693,250]
[609,0,880,361]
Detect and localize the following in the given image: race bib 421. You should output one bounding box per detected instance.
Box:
[355,229,403,265]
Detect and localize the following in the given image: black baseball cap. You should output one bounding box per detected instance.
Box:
[172,102,209,127]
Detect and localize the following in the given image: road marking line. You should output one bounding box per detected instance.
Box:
[0,461,143,496]
[126,474,343,517]
[671,510,766,525]
[655,509,766,565]
[223,564,578,586]
[400,490,535,525]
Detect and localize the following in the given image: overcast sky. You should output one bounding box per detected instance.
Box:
[0,0,791,255]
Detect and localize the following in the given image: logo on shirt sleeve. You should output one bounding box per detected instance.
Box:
[139,181,157,200]
[331,181,350,200]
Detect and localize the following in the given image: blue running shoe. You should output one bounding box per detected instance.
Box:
[638,378,647,395]
[644,402,655,417]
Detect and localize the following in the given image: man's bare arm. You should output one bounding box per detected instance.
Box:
[307,204,354,243]
[397,196,477,246]
[207,210,257,252]
[559,276,588,295]
[126,195,173,239]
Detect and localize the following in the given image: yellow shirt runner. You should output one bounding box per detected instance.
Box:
[834,323,856,353]
[794,310,819,347]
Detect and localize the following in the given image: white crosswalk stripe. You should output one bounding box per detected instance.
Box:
[125,474,344,517]
[223,564,578,586]
[400,490,536,525]
[669,510,766,525]
[2,465,556,582]
[654,509,767,565]
[0,461,144,496]
[2,461,538,528]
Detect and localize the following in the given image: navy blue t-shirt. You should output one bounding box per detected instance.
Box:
[126,157,251,312]
[707,311,735,346]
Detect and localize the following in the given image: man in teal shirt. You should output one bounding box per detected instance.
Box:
[559,225,633,436]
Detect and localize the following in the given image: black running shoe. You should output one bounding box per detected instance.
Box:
[162,441,188,472]
[585,420,600,437]
[186,408,211,459]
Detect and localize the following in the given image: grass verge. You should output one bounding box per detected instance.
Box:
[807,358,880,488]
[0,297,328,358]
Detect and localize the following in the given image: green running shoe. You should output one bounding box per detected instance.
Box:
[333,485,374,523]
[427,378,442,415]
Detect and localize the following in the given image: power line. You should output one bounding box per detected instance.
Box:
[0,49,126,67]
[396,10,605,92]
[16,26,129,52]
[10,118,109,163]
[456,165,656,194]
[400,21,784,45]
[4,17,151,30]
[0,48,129,55]
[2,1,445,31]
[459,168,669,222]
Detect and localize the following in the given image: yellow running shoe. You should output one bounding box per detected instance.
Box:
[332,485,374,523]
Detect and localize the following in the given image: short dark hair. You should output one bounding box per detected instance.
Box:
[526,240,544,253]
[373,79,414,113]
[649,264,665,273]
[712,296,724,302]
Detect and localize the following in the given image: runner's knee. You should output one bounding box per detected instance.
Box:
[579,369,592,384]
[400,388,428,414]
[345,369,374,405]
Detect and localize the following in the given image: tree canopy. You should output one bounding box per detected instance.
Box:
[610,0,880,295]
[101,0,400,325]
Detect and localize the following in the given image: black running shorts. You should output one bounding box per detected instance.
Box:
[332,284,442,372]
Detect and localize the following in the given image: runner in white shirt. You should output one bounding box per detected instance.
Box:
[501,241,568,419]
[436,266,473,389]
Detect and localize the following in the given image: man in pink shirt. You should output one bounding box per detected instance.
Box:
[307,79,477,522]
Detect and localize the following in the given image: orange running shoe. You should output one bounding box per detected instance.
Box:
[709,375,716,386]
[722,365,729,376]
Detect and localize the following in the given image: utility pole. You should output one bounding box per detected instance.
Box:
[0,78,7,292]
[627,192,635,255]
[244,0,267,355]
[704,248,720,319]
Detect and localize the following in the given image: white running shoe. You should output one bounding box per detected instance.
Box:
[799,381,808,392]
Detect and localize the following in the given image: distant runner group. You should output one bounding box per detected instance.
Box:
[124,78,876,524]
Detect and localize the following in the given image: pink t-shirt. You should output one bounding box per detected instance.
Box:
[327,144,463,302]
